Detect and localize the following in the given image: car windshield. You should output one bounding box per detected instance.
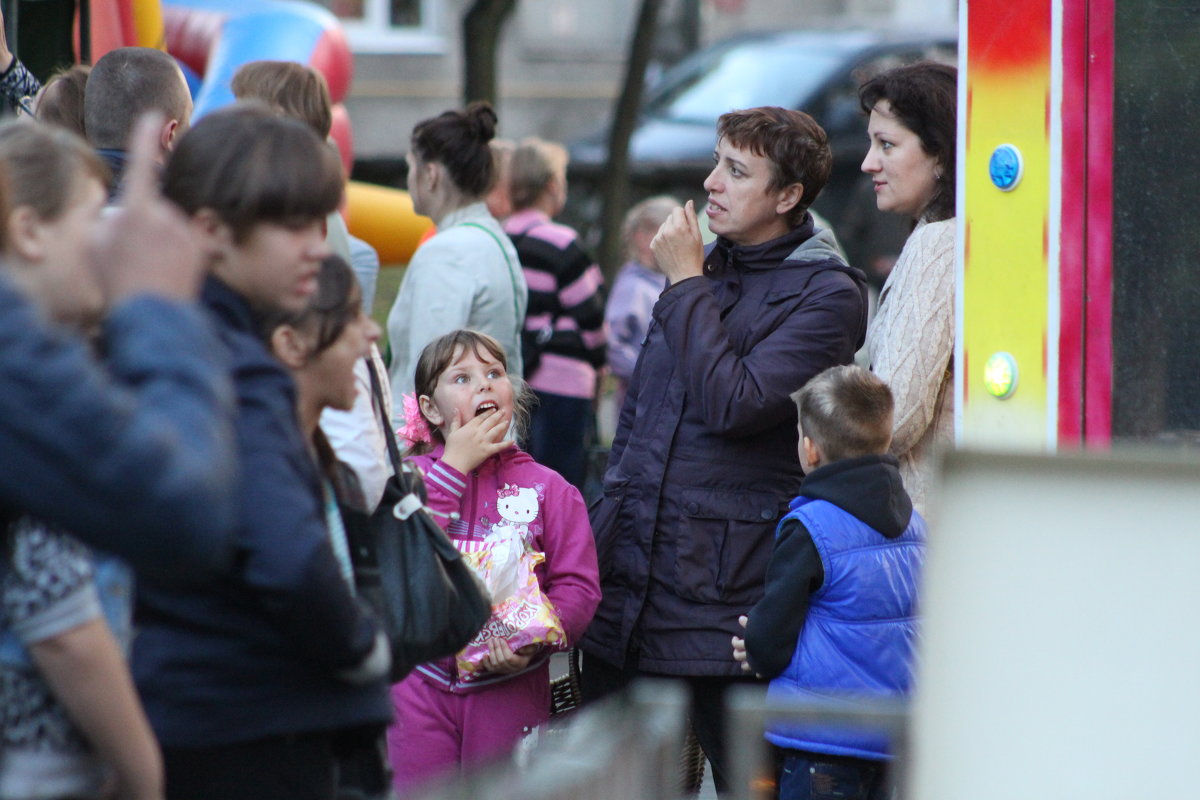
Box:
[645,40,845,124]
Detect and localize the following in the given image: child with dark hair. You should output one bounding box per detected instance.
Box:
[139,105,392,800]
[261,254,390,799]
[232,58,393,512]
[733,365,926,800]
[386,329,599,794]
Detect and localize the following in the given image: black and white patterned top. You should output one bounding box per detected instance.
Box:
[0,521,102,776]
[0,57,41,115]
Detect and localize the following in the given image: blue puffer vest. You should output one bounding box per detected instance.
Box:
[764,496,925,759]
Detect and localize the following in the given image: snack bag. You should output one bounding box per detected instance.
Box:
[455,485,565,680]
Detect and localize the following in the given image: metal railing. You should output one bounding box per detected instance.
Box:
[725,687,910,800]
[410,680,690,800]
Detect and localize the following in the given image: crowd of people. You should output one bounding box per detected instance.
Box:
[0,24,957,800]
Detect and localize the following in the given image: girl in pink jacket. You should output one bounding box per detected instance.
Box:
[386,329,600,793]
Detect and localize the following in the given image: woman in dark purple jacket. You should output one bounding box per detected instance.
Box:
[579,106,868,792]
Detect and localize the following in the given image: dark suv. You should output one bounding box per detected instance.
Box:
[567,27,956,281]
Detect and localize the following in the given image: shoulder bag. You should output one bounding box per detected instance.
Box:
[346,361,491,682]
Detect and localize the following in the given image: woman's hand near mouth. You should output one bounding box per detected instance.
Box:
[441,407,514,475]
[651,199,706,285]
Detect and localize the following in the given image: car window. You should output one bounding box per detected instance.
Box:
[645,43,843,124]
[817,44,958,137]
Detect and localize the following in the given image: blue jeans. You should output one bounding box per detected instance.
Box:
[777,750,888,800]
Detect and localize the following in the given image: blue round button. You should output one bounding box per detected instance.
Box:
[989,144,1023,191]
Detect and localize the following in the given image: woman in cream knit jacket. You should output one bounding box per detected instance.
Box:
[858,62,958,513]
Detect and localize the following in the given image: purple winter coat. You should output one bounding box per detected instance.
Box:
[579,215,868,677]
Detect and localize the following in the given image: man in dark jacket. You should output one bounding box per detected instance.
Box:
[579,106,869,791]
[84,47,193,196]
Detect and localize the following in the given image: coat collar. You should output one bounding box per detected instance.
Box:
[440,201,497,229]
[201,275,260,336]
[705,212,817,274]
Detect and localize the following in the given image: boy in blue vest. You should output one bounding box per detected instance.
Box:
[732,365,925,800]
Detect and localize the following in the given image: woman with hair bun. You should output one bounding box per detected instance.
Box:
[386,102,528,413]
[859,61,958,514]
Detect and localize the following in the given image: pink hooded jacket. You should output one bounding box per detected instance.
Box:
[408,444,600,693]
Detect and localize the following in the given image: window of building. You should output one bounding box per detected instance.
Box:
[319,0,445,53]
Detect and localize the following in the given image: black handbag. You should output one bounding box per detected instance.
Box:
[348,362,491,682]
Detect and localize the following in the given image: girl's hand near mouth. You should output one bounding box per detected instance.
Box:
[441,407,514,475]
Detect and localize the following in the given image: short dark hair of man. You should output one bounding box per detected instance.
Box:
[716,106,832,228]
[162,104,343,243]
[84,47,191,150]
[231,60,333,140]
[793,365,894,463]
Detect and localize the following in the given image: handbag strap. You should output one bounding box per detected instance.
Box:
[457,221,524,326]
[365,357,425,502]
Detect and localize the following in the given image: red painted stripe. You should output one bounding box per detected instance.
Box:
[1085,0,1115,447]
[1058,0,1088,445]
[1045,87,1052,139]
[966,85,973,152]
[969,0,1051,70]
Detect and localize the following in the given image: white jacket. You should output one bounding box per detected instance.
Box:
[386,202,527,415]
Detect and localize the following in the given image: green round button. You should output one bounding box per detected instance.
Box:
[983,352,1018,399]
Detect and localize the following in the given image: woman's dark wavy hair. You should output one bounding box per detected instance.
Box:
[163,103,343,242]
[409,101,497,198]
[258,254,361,359]
[859,61,958,222]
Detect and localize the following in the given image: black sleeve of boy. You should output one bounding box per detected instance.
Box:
[744,517,824,680]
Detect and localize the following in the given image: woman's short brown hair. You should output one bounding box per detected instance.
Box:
[716,106,831,227]
[231,60,333,139]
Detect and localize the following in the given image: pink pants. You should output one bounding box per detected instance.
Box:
[386,663,550,796]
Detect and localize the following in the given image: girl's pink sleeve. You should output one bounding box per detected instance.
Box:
[540,479,601,647]
[409,456,467,531]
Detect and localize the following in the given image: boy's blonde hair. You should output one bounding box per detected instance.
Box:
[793,365,893,462]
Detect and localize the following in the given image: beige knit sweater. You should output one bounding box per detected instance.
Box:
[866,217,956,514]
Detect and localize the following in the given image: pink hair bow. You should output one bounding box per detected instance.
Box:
[396,393,433,447]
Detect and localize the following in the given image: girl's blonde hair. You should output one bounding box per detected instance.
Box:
[508,137,568,211]
[409,329,533,455]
